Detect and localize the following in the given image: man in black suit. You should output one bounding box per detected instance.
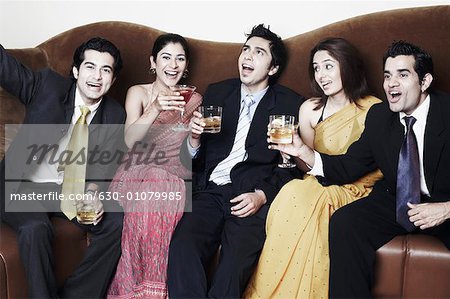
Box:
[167,24,305,298]
[289,41,450,297]
[0,37,126,298]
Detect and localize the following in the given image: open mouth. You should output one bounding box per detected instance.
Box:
[389,91,402,99]
[242,63,254,72]
[321,81,331,88]
[87,82,101,88]
[165,70,179,78]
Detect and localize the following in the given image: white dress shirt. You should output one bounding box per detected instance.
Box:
[26,89,102,184]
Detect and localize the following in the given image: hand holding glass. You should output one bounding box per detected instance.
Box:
[269,115,297,168]
[170,84,196,131]
[76,193,96,225]
[200,106,222,133]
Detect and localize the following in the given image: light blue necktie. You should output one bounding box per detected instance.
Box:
[209,94,254,185]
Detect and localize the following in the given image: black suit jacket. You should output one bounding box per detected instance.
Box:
[181,78,305,207]
[321,91,450,204]
[0,45,126,211]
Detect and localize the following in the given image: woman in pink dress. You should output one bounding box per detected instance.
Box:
[107,33,202,299]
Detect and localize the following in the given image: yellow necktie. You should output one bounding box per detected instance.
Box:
[61,106,91,220]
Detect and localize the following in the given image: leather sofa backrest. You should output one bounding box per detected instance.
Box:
[1,5,450,159]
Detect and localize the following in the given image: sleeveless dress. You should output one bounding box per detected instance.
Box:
[244,96,383,299]
[107,92,202,299]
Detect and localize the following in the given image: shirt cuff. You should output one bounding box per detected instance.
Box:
[186,138,200,158]
[308,151,324,177]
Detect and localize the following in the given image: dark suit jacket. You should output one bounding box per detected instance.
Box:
[321,91,450,204]
[0,45,126,211]
[181,78,305,208]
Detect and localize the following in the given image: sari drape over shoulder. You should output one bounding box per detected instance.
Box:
[244,96,383,299]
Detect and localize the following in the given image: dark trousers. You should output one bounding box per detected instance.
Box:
[329,189,450,298]
[167,184,266,298]
[2,182,123,299]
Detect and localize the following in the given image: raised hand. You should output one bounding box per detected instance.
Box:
[143,91,185,116]
[267,125,315,171]
[267,124,304,157]
[188,110,205,149]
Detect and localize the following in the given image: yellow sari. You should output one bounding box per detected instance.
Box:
[244,96,383,299]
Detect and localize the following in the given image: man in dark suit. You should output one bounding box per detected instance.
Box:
[167,24,305,298]
[0,37,126,298]
[289,40,450,298]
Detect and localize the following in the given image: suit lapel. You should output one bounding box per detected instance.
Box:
[63,84,76,124]
[224,88,241,134]
[423,94,445,193]
[388,113,404,179]
[88,97,109,147]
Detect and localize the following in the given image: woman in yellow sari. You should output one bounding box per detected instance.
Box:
[245,38,383,298]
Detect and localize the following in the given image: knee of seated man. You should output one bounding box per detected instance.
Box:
[330,205,355,233]
[219,241,259,266]
[18,219,54,239]
[104,211,124,233]
[169,230,202,256]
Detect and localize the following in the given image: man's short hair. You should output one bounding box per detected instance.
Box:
[245,24,286,85]
[71,37,123,78]
[383,40,433,83]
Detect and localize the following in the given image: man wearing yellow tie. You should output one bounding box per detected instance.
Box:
[0,37,126,298]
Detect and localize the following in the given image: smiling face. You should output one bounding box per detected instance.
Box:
[312,50,345,98]
[383,55,431,115]
[72,49,116,105]
[151,42,187,89]
[238,36,279,93]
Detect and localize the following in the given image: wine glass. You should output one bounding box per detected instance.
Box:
[170,84,196,131]
[269,115,297,168]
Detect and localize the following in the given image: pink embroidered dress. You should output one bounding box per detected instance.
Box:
[107,92,202,299]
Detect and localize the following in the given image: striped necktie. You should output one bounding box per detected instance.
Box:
[60,106,91,220]
[209,94,254,185]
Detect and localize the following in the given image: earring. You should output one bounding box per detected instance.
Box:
[182,70,189,79]
[149,67,156,75]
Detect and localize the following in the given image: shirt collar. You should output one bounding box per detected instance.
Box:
[240,84,269,106]
[74,88,102,113]
[399,94,430,126]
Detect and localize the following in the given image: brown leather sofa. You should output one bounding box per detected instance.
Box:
[1,5,450,298]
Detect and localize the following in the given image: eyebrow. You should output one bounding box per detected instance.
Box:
[383,68,412,74]
[83,61,113,70]
[160,52,186,57]
[316,58,335,63]
[242,44,268,54]
[255,46,268,54]
[313,58,336,64]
